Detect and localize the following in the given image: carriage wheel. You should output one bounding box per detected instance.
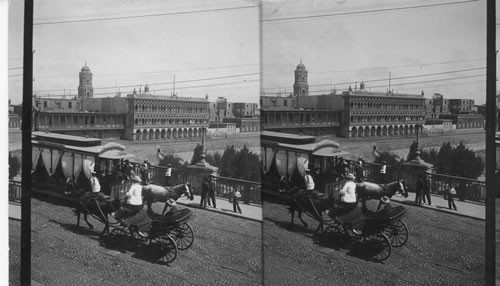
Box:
[131,229,148,243]
[169,222,194,250]
[150,235,178,264]
[109,227,128,245]
[382,219,408,248]
[363,232,392,262]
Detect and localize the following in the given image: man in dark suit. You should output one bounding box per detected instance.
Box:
[200,176,209,208]
[208,175,217,208]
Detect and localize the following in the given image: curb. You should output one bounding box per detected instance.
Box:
[175,201,263,223]
[392,199,485,221]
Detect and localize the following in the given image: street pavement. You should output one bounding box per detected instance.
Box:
[26,196,263,286]
[263,197,485,285]
[176,195,262,222]
[391,192,485,220]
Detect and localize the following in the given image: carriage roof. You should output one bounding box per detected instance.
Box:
[32,131,102,147]
[32,133,134,160]
[262,139,349,158]
[261,131,316,145]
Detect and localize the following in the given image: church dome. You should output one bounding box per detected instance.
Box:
[81,63,90,72]
[296,59,307,70]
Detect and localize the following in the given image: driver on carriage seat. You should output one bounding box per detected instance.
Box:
[114,175,144,221]
[329,173,358,216]
[304,169,315,193]
[89,171,105,200]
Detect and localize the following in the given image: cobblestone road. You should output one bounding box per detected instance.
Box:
[263,198,485,286]
[27,196,262,285]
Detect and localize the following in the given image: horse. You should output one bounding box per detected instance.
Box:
[142,183,194,215]
[68,183,122,237]
[286,187,336,234]
[356,180,408,212]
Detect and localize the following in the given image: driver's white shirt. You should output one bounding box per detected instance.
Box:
[304,175,315,191]
[340,181,357,203]
[126,183,143,206]
[91,177,100,193]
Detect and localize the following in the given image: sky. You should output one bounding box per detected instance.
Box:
[8,0,260,104]
[262,0,488,104]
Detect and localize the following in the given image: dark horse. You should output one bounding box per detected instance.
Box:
[356,180,408,212]
[287,180,408,233]
[287,188,336,234]
[142,183,194,215]
[68,182,121,237]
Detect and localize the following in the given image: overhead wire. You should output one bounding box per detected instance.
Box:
[262,0,479,22]
[303,74,485,95]
[262,66,485,90]
[34,5,257,25]
[34,72,259,93]
[264,57,486,78]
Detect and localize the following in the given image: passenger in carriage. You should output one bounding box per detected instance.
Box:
[114,175,144,220]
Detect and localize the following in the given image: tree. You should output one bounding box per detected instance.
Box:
[190,144,204,165]
[434,141,484,179]
[157,150,185,169]
[374,151,401,167]
[218,145,260,182]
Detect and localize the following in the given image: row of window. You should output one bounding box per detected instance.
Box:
[134,118,208,125]
[39,115,123,126]
[262,112,339,124]
[348,101,423,110]
[349,115,424,123]
[133,103,207,113]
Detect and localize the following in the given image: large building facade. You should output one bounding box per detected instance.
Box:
[261,61,427,138]
[340,89,426,138]
[124,87,210,141]
[33,64,211,141]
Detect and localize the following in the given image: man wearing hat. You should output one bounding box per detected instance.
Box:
[207,175,217,208]
[140,160,150,184]
[355,157,364,182]
[379,161,387,185]
[200,176,210,208]
[332,173,358,217]
[165,164,172,186]
[90,170,101,194]
[304,168,315,193]
[114,175,144,220]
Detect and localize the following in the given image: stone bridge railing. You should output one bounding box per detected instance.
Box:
[426,172,485,202]
[130,162,261,204]
[9,179,22,203]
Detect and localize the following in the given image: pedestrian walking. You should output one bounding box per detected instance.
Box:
[379,161,387,185]
[446,183,457,211]
[422,173,432,206]
[200,176,209,208]
[165,164,172,186]
[355,157,364,182]
[140,160,150,185]
[415,174,424,205]
[232,188,242,214]
[208,175,217,208]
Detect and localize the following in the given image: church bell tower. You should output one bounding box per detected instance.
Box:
[293,59,309,97]
[78,62,94,99]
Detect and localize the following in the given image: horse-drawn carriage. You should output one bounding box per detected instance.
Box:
[261,131,350,195]
[32,132,196,264]
[73,183,195,264]
[287,179,409,262]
